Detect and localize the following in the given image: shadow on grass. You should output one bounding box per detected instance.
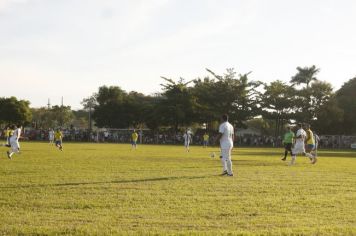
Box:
[0,175,216,189]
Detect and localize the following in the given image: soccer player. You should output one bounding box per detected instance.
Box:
[6,124,21,160]
[131,129,138,150]
[215,114,234,176]
[183,129,192,152]
[281,126,294,161]
[54,128,63,151]
[203,132,209,148]
[290,123,313,165]
[48,128,55,145]
[304,124,317,164]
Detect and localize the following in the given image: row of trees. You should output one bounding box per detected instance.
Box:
[82,66,356,135]
[1,66,355,136]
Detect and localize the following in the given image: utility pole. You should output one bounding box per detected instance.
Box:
[47,98,51,109]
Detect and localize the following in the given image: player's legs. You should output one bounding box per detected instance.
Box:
[281,143,292,161]
[220,154,227,175]
[221,148,233,176]
[55,140,63,151]
[305,144,315,162]
[185,142,190,152]
[7,140,19,159]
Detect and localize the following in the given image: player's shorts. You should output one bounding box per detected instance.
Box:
[55,140,62,146]
[132,140,137,145]
[221,148,232,160]
[284,143,292,151]
[292,142,305,154]
[10,140,20,153]
[49,136,54,141]
[306,144,315,151]
[184,141,190,147]
[203,141,208,146]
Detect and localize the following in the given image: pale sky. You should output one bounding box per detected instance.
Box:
[0,0,355,109]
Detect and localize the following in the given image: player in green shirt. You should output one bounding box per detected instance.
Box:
[281,126,295,161]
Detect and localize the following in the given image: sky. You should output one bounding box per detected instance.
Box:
[0,0,355,109]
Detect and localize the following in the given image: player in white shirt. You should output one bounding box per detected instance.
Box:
[215,114,235,176]
[183,129,192,152]
[6,124,22,160]
[290,123,314,165]
[48,128,54,145]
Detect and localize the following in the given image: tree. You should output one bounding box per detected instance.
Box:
[31,107,56,129]
[92,86,128,128]
[0,97,32,126]
[260,80,296,137]
[81,95,97,131]
[312,96,343,134]
[51,105,74,127]
[291,65,320,88]
[157,77,197,131]
[194,68,262,128]
[335,77,356,134]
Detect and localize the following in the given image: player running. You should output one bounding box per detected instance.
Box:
[183,129,192,152]
[54,128,63,151]
[203,132,209,148]
[131,129,138,150]
[215,114,234,176]
[304,124,317,164]
[6,124,22,160]
[281,126,294,161]
[290,123,314,165]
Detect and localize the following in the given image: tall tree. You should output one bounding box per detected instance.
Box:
[51,105,74,127]
[260,80,296,137]
[158,77,197,131]
[92,86,128,128]
[196,68,262,127]
[290,65,320,88]
[312,96,343,134]
[0,97,32,126]
[335,77,356,134]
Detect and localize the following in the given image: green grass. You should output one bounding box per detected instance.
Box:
[0,142,355,235]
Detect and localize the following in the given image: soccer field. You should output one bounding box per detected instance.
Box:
[0,143,355,235]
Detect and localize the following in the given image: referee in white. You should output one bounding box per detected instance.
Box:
[215,114,235,176]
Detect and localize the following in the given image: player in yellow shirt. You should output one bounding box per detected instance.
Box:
[54,128,63,151]
[203,132,209,148]
[304,124,317,164]
[5,127,13,147]
[131,129,138,150]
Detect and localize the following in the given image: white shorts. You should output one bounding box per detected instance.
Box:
[184,141,190,147]
[292,142,305,154]
[221,148,232,160]
[10,140,20,153]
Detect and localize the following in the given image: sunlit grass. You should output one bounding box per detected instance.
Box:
[0,143,355,235]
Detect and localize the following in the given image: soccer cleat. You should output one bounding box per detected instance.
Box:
[220,170,228,176]
[281,157,286,161]
[6,151,11,160]
[311,158,317,164]
[227,173,234,177]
